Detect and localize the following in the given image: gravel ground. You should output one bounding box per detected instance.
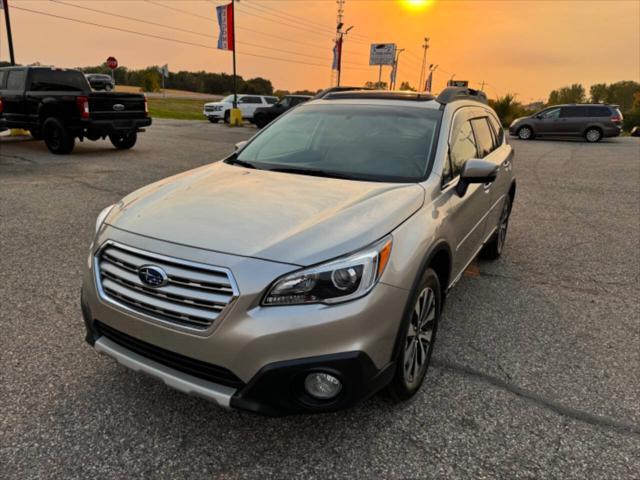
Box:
[1,120,639,479]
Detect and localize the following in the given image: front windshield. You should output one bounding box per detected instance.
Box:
[236,104,442,182]
[222,95,235,103]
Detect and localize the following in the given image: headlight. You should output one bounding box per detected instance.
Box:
[95,204,115,234]
[263,236,393,306]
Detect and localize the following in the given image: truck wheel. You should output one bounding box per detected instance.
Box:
[223,110,230,124]
[109,131,138,150]
[43,117,75,154]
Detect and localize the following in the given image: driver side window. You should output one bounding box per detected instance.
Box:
[444,119,477,184]
[541,108,560,119]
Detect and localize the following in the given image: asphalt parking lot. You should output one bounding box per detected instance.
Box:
[1,120,639,479]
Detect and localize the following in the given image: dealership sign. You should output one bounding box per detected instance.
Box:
[369,44,396,66]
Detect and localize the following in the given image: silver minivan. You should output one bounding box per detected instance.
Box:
[82,88,516,415]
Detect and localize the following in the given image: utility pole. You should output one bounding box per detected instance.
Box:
[231,0,237,109]
[1,0,16,65]
[334,0,352,87]
[418,37,429,91]
[479,80,488,91]
[391,48,404,90]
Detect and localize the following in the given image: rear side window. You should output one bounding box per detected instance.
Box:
[487,115,504,146]
[588,106,611,117]
[0,70,7,89]
[6,70,26,90]
[560,106,587,118]
[471,118,495,157]
[448,119,477,181]
[29,69,88,92]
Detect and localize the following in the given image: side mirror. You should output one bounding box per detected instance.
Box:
[234,140,248,151]
[456,159,498,197]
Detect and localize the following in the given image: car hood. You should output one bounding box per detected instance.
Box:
[106,162,425,266]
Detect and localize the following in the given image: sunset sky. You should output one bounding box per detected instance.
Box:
[1,0,638,101]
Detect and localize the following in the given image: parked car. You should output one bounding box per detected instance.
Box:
[509,104,623,142]
[203,94,278,123]
[253,94,312,128]
[85,73,115,91]
[0,66,151,154]
[82,87,516,415]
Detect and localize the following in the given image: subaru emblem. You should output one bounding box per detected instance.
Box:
[113,103,125,111]
[138,265,168,288]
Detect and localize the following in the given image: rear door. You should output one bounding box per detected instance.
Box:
[559,106,588,134]
[1,68,28,126]
[237,95,263,118]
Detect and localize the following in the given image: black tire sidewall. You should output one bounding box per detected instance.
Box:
[109,131,137,149]
[388,267,441,401]
[223,110,231,124]
[43,118,74,154]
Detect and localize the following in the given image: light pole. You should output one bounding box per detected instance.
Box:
[418,37,429,91]
[336,24,353,87]
[392,48,404,90]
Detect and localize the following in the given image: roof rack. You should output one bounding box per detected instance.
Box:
[323,90,435,102]
[436,87,488,105]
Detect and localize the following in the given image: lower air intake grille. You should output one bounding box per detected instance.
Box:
[95,321,244,388]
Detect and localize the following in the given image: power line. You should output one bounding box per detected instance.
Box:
[45,0,370,68]
[10,5,370,71]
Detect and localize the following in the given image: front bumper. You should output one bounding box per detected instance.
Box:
[82,228,408,414]
[203,110,224,119]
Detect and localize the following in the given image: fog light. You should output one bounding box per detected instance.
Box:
[304,372,342,400]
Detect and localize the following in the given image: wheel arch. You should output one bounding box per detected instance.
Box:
[388,239,452,363]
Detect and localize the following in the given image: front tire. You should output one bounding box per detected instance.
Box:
[223,110,230,124]
[585,127,602,143]
[43,117,75,154]
[517,126,533,140]
[387,268,440,402]
[109,131,137,150]
[481,195,512,260]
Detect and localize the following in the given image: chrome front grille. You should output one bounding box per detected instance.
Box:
[95,242,238,332]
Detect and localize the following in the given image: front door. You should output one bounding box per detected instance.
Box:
[442,110,492,277]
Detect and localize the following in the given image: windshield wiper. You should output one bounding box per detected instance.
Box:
[267,167,358,180]
[225,156,257,169]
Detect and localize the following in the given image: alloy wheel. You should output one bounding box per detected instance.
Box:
[403,287,436,388]
[586,129,601,142]
[518,127,532,140]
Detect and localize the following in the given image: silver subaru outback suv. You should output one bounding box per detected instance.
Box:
[81,88,516,415]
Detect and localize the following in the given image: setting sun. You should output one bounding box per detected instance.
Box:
[401,0,432,11]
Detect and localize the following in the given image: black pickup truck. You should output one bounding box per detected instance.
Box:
[0,66,151,154]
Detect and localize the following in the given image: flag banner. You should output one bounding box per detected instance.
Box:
[425,71,433,92]
[332,38,342,71]
[216,3,234,51]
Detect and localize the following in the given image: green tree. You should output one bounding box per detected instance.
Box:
[605,81,640,113]
[399,81,416,91]
[488,94,528,126]
[547,83,586,105]
[590,83,608,103]
[139,69,161,92]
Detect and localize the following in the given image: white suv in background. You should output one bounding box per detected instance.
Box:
[203,94,278,123]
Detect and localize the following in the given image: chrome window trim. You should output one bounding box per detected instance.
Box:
[93,240,240,337]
